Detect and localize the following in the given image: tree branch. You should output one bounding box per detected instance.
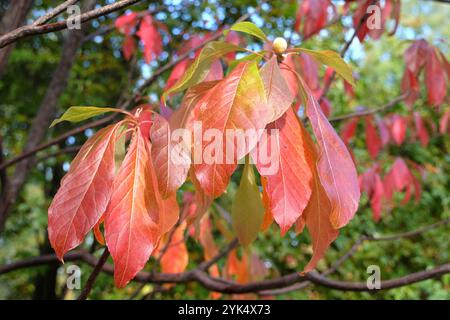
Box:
[0,0,143,48]
[77,247,110,300]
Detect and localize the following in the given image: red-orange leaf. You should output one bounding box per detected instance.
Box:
[260,56,294,122]
[160,222,188,274]
[305,91,360,229]
[151,113,190,198]
[104,129,160,288]
[365,116,382,159]
[193,61,269,197]
[300,124,338,272]
[252,108,313,234]
[48,122,122,260]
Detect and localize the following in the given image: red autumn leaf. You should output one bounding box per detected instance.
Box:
[260,177,274,231]
[413,112,429,146]
[193,62,269,197]
[296,0,334,39]
[440,109,450,135]
[115,12,138,35]
[252,108,313,234]
[224,30,241,61]
[401,68,420,107]
[305,90,360,229]
[136,15,162,63]
[165,58,190,92]
[319,98,332,118]
[123,35,136,60]
[340,117,359,145]
[104,129,160,288]
[425,47,446,106]
[301,126,338,272]
[160,222,188,274]
[150,113,190,198]
[260,56,294,122]
[375,115,390,146]
[359,166,384,222]
[280,54,300,99]
[389,114,407,145]
[365,115,382,159]
[383,157,419,205]
[48,122,122,260]
[298,53,320,94]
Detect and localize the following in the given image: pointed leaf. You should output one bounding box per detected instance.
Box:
[193,61,269,197]
[305,90,360,229]
[260,56,294,122]
[252,108,313,234]
[50,106,122,127]
[231,160,265,246]
[48,123,122,259]
[104,130,160,288]
[227,21,268,42]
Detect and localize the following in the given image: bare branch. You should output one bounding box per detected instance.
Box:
[77,247,110,300]
[32,0,80,26]
[0,0,143,48]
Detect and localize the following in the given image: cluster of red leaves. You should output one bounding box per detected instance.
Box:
[401,39,449,107]
[115,12,163,63]
[294,0,401,42]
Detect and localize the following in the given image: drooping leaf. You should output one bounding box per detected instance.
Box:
[413,112,429,146]
[164,41,244,97]
[295,0,335,39]
[305,90,360,229]
[48,122,122,259]
[291,48,355,86]
[260,56,294,122]
[136,15,162,63]
[302,144,339,272]
[231,159,265,246]
[425,47,446,106]
[227,21,268,42]
[193,61,269,197]
[340,117,359,145]
[150,113,190,198]
[50,106,122,127]
[104,129,160,288]
[252,108,313,234]
[365,116,382,159]
[389,114,407,145]
[115,12,138,35]
[123,35,136,60]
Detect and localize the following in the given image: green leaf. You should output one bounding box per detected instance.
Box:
[228,52,264,72]
[231,158,265,247]
[227,21,268,42]
[50,106,121,127]
[292,48,355,86]
[164,41,244,98]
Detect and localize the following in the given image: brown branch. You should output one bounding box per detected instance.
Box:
[77,247,110,300]
[32,0,80,26]
[0,0,143,48]
[329,93,408,122]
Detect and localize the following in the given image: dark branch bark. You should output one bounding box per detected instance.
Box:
[0,0,34,78]
[0,0,143,48]
[77,248,110,300]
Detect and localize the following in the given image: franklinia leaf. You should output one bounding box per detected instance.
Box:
[305,90,360,229]
[291,48,355,86]
[231,159,265,246]
[365,116,382,159]
[301,125,339,272]
[115,12,138,35]
[260,56,294,122]
[48,122,123,259]
[295,0,335,39]
[227,21,268,42]
[104,129,160,288]
[50,106,123,127]
[424,47,447,106]
[252,108,313,234]
[193,61,269,197]
[164,41,244,97]
[389,114,407,145]
[150,113,190,198]
[136,15,162,64]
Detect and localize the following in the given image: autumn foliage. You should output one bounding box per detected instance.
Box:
[46,2,449,290]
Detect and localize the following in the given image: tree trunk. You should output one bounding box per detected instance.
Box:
[0,0,96,233]
[0,0,34,78]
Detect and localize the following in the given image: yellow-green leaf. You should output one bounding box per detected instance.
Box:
[227,21,268,42]
[228,52,264,72]
[231,159,265,246]
[50,106,121,127]
[164,41,244,98]
[292,48,355,86]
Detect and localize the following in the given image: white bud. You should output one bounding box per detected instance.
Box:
[273,37,287,55]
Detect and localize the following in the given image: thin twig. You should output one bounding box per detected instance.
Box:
[77,247,110,300]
